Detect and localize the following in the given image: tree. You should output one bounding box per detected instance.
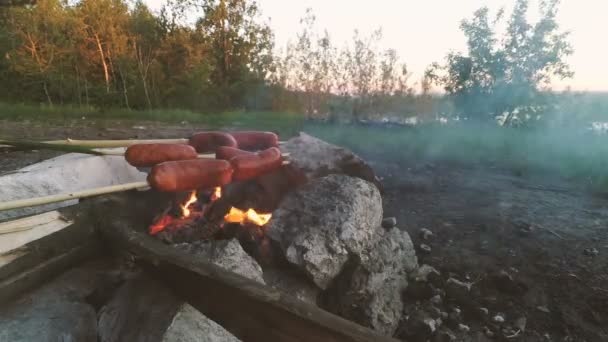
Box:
[196,0,274,109]
[427,0,573,125]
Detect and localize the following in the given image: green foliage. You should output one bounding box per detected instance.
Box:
[0,0,273,112]
[427,0,573,125]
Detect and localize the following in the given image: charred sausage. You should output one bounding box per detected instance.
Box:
[148,159,233,192]
[188,132,238,153]
[125,143,198,167]
[229,131,278,151]
[230,147,283,181]
[215,146,254,160]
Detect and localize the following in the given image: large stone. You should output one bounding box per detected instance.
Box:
[280,133,382,190]
[175,239,265,284]
[0,260,122,342]
[262,268,320,305]
[98,274,242,342]
[0,151,145,220]
[324,227,418,336]
[267,174,383,289]
[163,304,241,342]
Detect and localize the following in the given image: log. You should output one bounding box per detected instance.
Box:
[98,217,398,342]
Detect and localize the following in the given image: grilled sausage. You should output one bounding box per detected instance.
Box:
[230,131,279,151]
[230,147,283,181]
[125,143,198,167]
[188,132,238,153]
[148,159,233,192]
[215,146,254,160]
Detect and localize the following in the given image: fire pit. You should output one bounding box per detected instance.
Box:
[0,133,417,341]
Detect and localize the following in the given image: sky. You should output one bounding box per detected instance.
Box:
[145,0,608,92]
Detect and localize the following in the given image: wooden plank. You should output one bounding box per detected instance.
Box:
[0,208,98,284]
[0,210,64,234]
[0,211,73,254]
[99,219,399,342]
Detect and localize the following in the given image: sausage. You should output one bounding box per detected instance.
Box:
[125,143,198,167]
[229,131,278,151]
[188,132,238,153]
[230,147,283,181]
[148,159,233,192]
[215,146,254,160]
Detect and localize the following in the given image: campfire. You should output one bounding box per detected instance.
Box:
[148,186,273,240]
[0,133,402,342]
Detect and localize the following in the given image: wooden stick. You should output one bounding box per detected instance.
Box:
[97,149,290,159]
[0,182,149,212]
[45,138,189,147]
[0,139,105,155]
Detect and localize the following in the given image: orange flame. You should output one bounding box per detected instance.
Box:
[224,207,272,226]
[180,191,198,217]
[212,187,222,201]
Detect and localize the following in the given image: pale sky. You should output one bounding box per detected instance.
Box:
[145,0,608,92]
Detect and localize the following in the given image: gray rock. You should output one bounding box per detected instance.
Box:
[324,227,418,336]
[262,268,320,305]
[163,304,240,342]
[280,133,382,190]
[0,303,97,342]
[420,243,432,253]
[381,217,397,228]
[410,264,442,284]
[491,270,527,295]
[459,323,471,332]
[267,174,383,289]
[420,228,434,240]
[445,277,472,302]
[98,274,241,342]
[430,295,443,305]
[0,260,121,342]
[515,316,527,332]
[176,239,265,284]
[493,314,506,323]
[537,305,550,313]
[399,312,437,341]
[583,247,599,256]
[434,329,457,342]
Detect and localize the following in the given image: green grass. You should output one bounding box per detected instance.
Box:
[2,102,608,192]
[0,102,305,135]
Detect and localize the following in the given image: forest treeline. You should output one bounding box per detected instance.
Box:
[0,0,601,125]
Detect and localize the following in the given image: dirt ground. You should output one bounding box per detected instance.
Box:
[2,120,607,341]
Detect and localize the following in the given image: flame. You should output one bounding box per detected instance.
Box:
[212,187,222,201]
[180,191,198,217]
[224,207,272,226]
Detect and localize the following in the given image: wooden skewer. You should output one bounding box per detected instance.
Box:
[42,138,285,148]
[44,138,189,148]
[96,149,290,159]
[0,182,149,212]
[0,158,291,212]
